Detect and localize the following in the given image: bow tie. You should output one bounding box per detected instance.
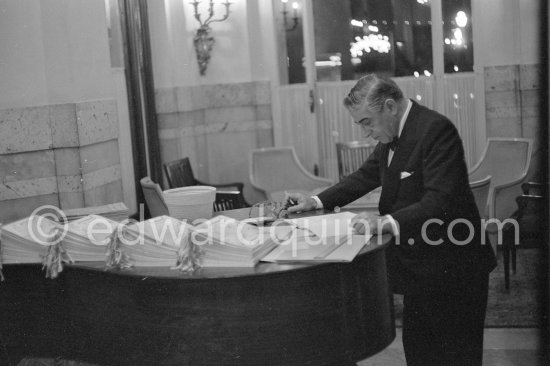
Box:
[387,136,399,151]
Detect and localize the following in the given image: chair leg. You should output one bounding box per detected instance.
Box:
[511,243,517,274]
[502,236,511,290]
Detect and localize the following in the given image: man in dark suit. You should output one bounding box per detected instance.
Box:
[286,74,497,366]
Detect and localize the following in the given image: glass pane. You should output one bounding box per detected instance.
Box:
[279,0,306,84]
[311,0,433,81]
[442,0,473,73]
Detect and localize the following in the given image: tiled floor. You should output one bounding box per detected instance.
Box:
[358,328,545,366]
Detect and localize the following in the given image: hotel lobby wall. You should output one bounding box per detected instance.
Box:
[0,0,124,223]
[484,63,545,181]
[149,0,276,204]
[0,100,123,223]
[155,81,273,205]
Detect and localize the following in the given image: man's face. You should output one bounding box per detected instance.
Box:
[347,99,398,144]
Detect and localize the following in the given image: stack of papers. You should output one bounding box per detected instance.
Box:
[122,216,192,267]
[0,215,59,264]
[62,215,119,262]
[262,212,370,263]
[62,202,130,222]
[192,216,282,267]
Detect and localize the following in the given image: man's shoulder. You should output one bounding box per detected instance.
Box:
[411,102,451,124]
[410,102,455,132]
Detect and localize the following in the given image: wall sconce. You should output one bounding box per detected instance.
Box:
[189,0,232,75]
[281,0,299,31]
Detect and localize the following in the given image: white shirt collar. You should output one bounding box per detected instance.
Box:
[397,99,412,138]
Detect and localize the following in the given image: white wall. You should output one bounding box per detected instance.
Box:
[149,0,269,88]
[0,0,114,109]
[474,0,541,67]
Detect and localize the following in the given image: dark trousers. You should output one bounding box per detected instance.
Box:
[401,274,489,366]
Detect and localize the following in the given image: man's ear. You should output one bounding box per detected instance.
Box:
[384,99,398,115]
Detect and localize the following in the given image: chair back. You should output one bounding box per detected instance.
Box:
[469,138,532,187]
[469,175,491,217]
[336,141,376,181]
[140,177,169,217]
[163,158,197,189]
[249,146,333,201]
[468,138,532,221]
[213,191,247,212]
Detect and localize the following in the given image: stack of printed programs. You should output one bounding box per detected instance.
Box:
[121,215,193,267]
[261,212,369,263]
[192,215,284,267]
[62,202,130,222]
[0,215,60,264]
[61,215,119,262]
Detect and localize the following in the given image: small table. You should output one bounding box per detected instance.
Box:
[0,208,394,366]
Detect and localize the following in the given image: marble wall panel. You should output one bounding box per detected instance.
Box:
[190,86,207,111]
[155,87,177,114]
[204,120,260,134]
[178,110,204,127]
[156,81,274,196]
[157,112,179,130]
[203,82,255,109]
[520,90,541,119]
[83,180,123,207]
[255,104,272,121]
[53,148,82,176]
[0,176,57,201]
[484,65,519,92]
[256,128,274,149]
[486,117,522,138]
[485,91,521,120]
[204,106,256,125]
[81,165,121,192]
[0,150,56,181]
[519,64,542,91]
[0,98,121,223]
[58,191,85,209]
[0,193,59,224]
[76,99,118,146]
[175,86,195,112]
[50,103,78,148]
[254,81,271,105]
[79,139,120,174]
[484,63,544,181]
[56,175,83,194]
[0,105,53,154]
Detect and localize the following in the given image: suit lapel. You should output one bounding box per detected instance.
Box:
[379,102,419,213]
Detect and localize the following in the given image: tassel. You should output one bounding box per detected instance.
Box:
[105,225,133,270]
[172,228,202,273]
[41,227,74,279]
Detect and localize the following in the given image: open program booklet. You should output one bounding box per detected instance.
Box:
[261,211,371,263]
[192,215,285,267]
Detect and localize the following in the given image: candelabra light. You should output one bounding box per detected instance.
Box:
[282,0,299,31]
[189,0,232,75]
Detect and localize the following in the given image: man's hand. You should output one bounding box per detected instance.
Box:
[284,192,317,213]
[351,212,395,235]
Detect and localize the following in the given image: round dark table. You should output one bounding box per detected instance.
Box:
[0,209,395,366]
